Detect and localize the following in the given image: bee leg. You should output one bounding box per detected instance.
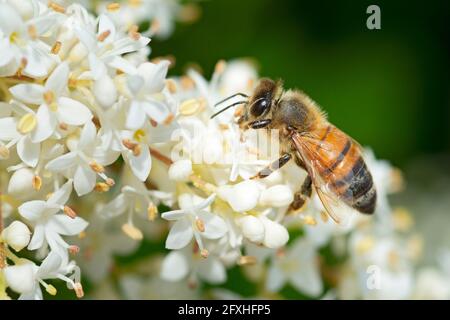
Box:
[250,153,292,179]
[249,119,271,129]
[288,175,312,213]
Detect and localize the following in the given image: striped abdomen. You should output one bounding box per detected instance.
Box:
[309,125,377,214]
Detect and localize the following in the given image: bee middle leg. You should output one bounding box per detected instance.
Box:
[250,153,292,179]
[288,175,312,213]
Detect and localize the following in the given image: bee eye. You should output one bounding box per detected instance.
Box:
[251,98,270,117]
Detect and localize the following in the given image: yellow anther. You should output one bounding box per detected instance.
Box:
[69,245,80,254]
[97,30,111,42]
[195,217,205,232]
[51,41,61,54]
[149,19,160,35]
[43,91,55,105]
[17,113,37,134]
[147,203,158,221]
[89,161,105,173]
[180,76,195,90]
[46,284,57,296]
[237,255,257,266]
[32,175,42,191]
[27,25,37,40]
[122,138,141,156]
[0,145,10,159]
[48,1,65,13]
[63,206,77,219]
[128,25,140,40]
[303,215,317,226]
[214,60,227,74]
[106,2,120,11]
[392,207,414,231]
[200,249,209,258]
[94,182,110,193]
[165,79,177,93]
[105,178,115,187]
[163,113,175,125]
[133,129,145,142]
[355,236,375,254]
[78,231,86,239]
[122,223,143,241]
[73,282,84,299]
[59,122,68,131]
[128,0,142,7]
[320,211,329,222]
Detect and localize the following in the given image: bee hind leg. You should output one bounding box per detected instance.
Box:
[250,153,292,179]
[288,175,312,213]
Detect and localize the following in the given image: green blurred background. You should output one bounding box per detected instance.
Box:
[153,0,450,168]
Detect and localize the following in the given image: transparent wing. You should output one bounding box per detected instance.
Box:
[291,132,359,226]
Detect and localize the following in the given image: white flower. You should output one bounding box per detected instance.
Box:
[168,159,193,182]
[4,251,83,300]
[160,245,227,285]
[7,167,35,198]
[18,179,88,258]
[266,238,323,297]
[413,268,450,299]
[162,193,227,253]
[260,216,289,249]
[1,220,31,252]
[45,121,116,196]
[10,62,93,139]
[259,185,294,207]
[218,180,262,212]
[238,215,265,243]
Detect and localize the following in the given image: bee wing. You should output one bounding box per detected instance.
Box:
[291,132,358,226]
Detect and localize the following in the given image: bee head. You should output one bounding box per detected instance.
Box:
[237,78,283,128]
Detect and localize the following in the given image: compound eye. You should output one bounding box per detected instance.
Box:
[251,98,270,117]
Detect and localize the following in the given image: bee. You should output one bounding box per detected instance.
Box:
[212,78,377,224]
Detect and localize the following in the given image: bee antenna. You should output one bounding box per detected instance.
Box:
[210,101,247,119]
[214,93,249,107]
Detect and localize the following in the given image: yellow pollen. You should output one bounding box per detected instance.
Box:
[128,25,141,40]
[17,113,37,134]
[219,124,229,130]
[303,215,317,226]
[97,30,111,42]
[163,113,175,125]
[89,161,105,173]
[122,223,143,240]
[165,79,177,93]
[133,129,145,142]
[179,98,203,116]
[200,249,209,258]
[9,32,18,43]
[0,145,10,159]
[128,0,142,7]
[43,91,55,105]
[105,178,115,187]
[214,60,227,74]
[180,76,195,90]
[355,236,375,254]
[51,41,61,54]
[46,284,57,296]
[78,231,87,239]
[392,207,414,231]
[59,123,68,131]
[69,245,80,254]
[32,175,42,191]
[48,1,65,13]
[45,192,53,200]
[27,25,37,40]
[147,203,158,221]
[106,2,120,11]
[94,182,110,193]
[195,217,205,232]
[63,206,77,219]
[238,255,257,266]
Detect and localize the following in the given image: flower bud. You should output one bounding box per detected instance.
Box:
[1,221,31,252]
[94,75,117,109]
[238,215,264,243]
[3,263,35,294]
[260,216,289,249]
[218,180,261,212]
[7,168,35,199]
[259,185,294,207]
[168,159,193,182]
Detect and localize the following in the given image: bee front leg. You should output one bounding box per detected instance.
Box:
[288,175,312,213]
[249,119,271,129]
[250,153,292,179]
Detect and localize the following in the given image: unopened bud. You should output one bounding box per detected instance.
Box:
[1,221,31,252]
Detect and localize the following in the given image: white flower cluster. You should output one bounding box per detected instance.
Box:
[0,0,444,301]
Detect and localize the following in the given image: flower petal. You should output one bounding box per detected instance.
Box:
[0,117,19,140]
[197,257,226,284]
[47,179,72,206]
[37,251,62,276]
[124,145,151,181]
[30,104,55,143]
[77,121,97,151]
[9,84,45,105]
[45,152,77,172]
[17,136,40,167]
[19,201,47,222]
[47,215,88,236]
[125,101,146,129]
[73,164,96,196]
[45,62,69,95]
[140,99,169,123]
[160,251,189,282]
[197,211,227,239]
[266,264,286,292]
[161,210,186,221]
[27,223,45,250]
[165,219,193,250]
[57,97,92,126]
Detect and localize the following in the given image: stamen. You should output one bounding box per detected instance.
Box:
[94,182,110,192]
[63,206,77,219]
[69,245,80,254]
[48,1,65,13]
[195,217,205,232]
[355,236,375,254]
[73,282,84,299]
[51,41,61,54]
[163,113,175,125]
[149,20,160,35]
[180,76,194,90]
[128,25,140,40]
[0,145,10,159]
[302,215,317,226]
[59,122,68,130]
[122,139,141,156]
[320,211,329,222]
[214,60,226,74]
[43,91,55,105]
[238,255,257,266]
[122,223,143,240]
[149,118,158,127]
[147,203,158,221]
[276,248,286,258]
[27,25,37,40]
[165,79,177,93]
[32,175,42,191]
[179,98,204,116]
[89,161,105,173]
[97,30,111,42]
[78,231,86,239]
[105,178,115,187]
[128,0,142,7]
[17,113,37,134]
[200,249,209,258]
[106,2,120,11]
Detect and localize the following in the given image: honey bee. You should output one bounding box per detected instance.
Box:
[212,78,377,224]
